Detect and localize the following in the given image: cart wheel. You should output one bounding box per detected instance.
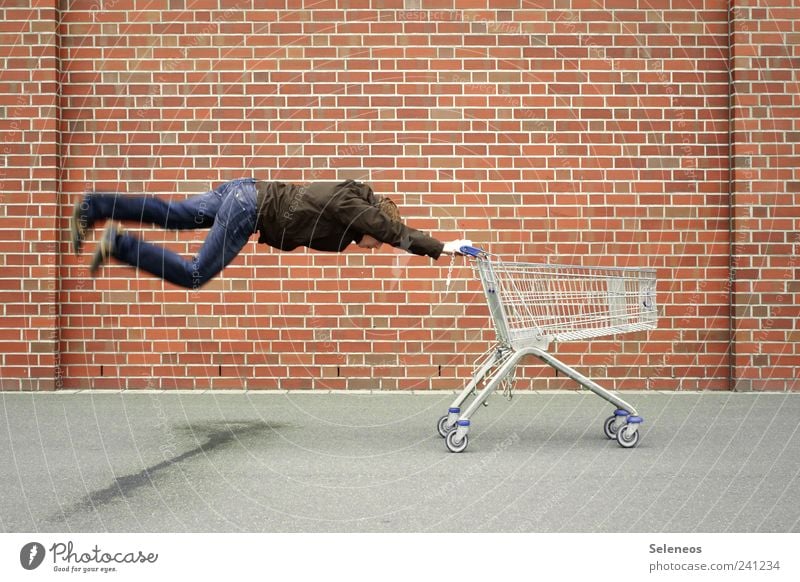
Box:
[445,430,469,453]
[616,424,640,449]
[437,415,455,438]
[603,415,619,440]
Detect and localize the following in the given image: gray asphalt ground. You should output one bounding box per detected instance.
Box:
[1,390,798,533]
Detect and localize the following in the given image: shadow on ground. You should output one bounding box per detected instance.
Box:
[56,421,280,520]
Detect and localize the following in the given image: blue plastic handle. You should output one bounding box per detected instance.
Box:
[460,245,485,257]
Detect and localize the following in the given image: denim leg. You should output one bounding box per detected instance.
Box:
[110,181,257,289]
[85,187,225,230]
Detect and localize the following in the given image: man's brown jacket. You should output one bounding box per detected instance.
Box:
[255,179,444,259]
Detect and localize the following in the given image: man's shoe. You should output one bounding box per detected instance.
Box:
[90,223,123,276]
[70,197,90,255]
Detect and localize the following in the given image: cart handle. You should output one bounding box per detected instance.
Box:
[460,245,486,257]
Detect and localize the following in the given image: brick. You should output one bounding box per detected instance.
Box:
[0,1,793,393]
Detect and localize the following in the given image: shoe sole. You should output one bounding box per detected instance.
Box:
[89,246,104,275]
[89,225,117,276]
[70,201,84,255]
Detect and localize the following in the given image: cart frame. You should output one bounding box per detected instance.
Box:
[438,248,658,452]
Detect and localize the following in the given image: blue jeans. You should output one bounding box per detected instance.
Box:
[84,178,258,289]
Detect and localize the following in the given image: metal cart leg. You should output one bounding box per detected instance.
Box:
[526,346,638,416]
[527,346,644,448]
[458,349,525,422]
[437,349,511,438]
[444,349,524,452]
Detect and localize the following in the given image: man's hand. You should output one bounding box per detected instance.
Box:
[442,239,473,256]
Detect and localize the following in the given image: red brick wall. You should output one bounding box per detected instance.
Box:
[1,0,795,392]
[0,0,60,391]
[730,0,800,392]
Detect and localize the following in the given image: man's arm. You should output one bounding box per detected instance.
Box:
[336,194,445,259]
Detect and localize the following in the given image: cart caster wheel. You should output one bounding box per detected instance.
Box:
[437,415,456,438]
[603,416,618,440]
[604,409,629,440]
[616,424,640,449]
[445,430,469,453]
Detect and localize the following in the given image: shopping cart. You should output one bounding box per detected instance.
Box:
[438,246,658,453]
